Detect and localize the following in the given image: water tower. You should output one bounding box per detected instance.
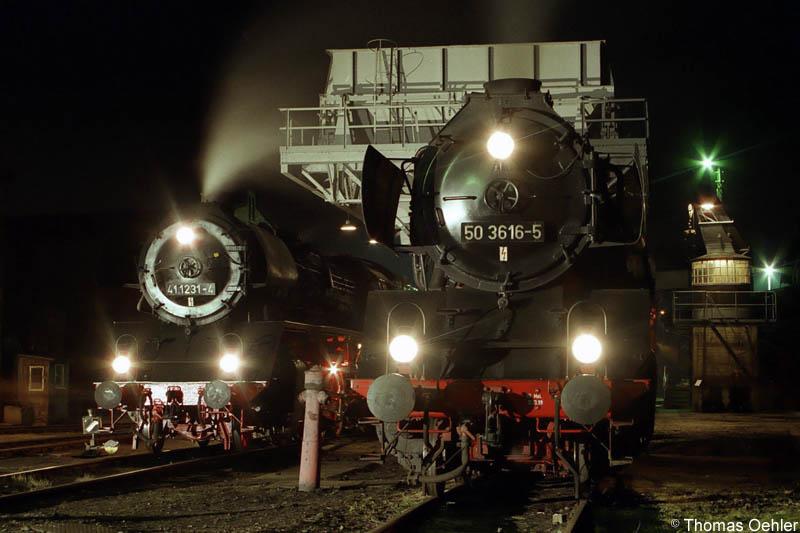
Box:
[674,202,776,411]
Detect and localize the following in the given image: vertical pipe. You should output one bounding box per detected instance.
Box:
[299,367,325,492]
[553,393,561,475]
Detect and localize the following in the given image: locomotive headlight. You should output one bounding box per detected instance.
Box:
[487,131,515,160]
[571,334,603,364]
[112,355,131,374]
[219,352,241,373]
[176,226,197,245]
[389,335,418,363]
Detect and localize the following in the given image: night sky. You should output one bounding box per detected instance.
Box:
[2,1,798,264]
[1,1,798,371]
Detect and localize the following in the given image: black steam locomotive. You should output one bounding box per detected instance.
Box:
[88,201,399,452]
[351,78,655,495]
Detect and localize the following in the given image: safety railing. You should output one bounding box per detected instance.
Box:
[579,98,649,140]
[279,101,463,148]
[672,290,777,323]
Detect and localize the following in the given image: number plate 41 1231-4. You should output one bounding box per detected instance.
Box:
[461,222,544,243]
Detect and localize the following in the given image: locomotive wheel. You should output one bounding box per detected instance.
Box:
[636,350,658,450]
[422,444,447,496]
[423,480,446,497]
[589,422,611,479]
[231,420,244,452]
[141,421,164,454]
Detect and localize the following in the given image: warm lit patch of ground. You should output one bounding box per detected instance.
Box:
[0,437,424,532]
[595,411,800,532]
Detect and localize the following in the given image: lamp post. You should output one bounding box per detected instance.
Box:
[701,157,725,200]
[764,264,776,291]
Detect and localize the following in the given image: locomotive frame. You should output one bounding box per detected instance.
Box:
[87,320,366,453]
[351,77,654,496]
[85,198,401,453]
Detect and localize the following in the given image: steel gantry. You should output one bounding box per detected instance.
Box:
[279,40,648,243]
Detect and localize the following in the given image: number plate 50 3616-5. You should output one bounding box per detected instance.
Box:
[461,222,544,243]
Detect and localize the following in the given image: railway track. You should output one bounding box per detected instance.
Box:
[0,434,93,457]
[0,424,79,435]
[370,478,591,533]
[0,430,139,458]
[0,435,592,531]
[0,442,298,511]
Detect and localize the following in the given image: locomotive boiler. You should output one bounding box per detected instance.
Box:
[350,78,655,495]
[88,200,399,453]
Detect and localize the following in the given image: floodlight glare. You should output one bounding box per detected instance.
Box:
[389,334,419,363]
[700,203,714,211]
[571,334,603,364]
[219,352,241,373]
[112,355,131,374]
[340,219,357,232]
[701,157,715,171]
[176,226,197,245]
[487,131,515,160]
[764,264,775,277]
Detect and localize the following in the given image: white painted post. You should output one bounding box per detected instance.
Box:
[298,366,326,492]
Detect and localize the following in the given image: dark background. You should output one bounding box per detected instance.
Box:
[1,1,798,406]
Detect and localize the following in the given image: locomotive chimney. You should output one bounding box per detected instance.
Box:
[484,78,542,96]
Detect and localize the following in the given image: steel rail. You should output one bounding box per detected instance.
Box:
[367,483,464,533]
[0,430,137,458]
[0,441,221,483]
[0,443,298,512]
[0,425,79,435]
[369,482,590,533]
[0,434,86,450]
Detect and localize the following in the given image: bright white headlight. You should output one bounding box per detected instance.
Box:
[219,352,241,373]
[389,335,418,363]
[487,131,515,160]
[176,226,196,245]
[112,355,131,374]
[571,334,602,364]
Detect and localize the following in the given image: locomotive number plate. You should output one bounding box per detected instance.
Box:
[166,283,216,296]
[461,222,544,243]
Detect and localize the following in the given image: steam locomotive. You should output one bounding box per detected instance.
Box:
[88,200,399,452]
[350,78,655,496]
